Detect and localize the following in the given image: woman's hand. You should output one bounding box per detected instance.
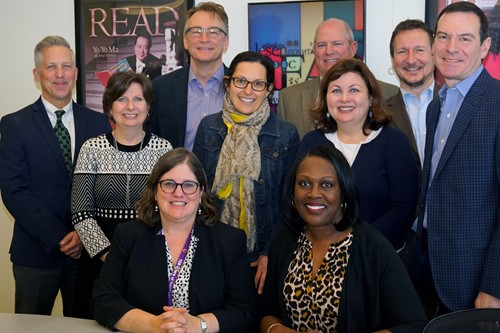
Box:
[250,255,268,294]
[160,307,219,333]
[158,307,188,332]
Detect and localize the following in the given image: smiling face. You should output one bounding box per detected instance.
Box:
[313,19,358,77]
[227,61,272,115]
[327,71,371,131]
[294,156,343,228]
[183,11,228,66]
[109,82,149,130]
[33,45,78,109]
[155,163,203,226]
[433,11,491,87]
[391,28,435,93]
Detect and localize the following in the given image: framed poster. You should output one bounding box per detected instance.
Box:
[425,0,500,80]
[248,0,365,104]
[75,0,194,112]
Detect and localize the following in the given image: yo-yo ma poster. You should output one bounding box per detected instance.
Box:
[75,0,193,112]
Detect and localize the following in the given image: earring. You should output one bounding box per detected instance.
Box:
[154,203,159,212]
[326,112,331,119]
[340,202,347,211]
[291,199,296,207]
[198,205,202,216]
[368,107,373,118]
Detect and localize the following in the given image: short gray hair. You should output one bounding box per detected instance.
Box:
[34,36,76,69]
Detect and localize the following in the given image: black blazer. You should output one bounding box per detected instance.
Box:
[93,220,257,332]
[0,98,111,267]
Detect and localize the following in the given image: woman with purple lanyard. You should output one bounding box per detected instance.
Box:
[93,148,257,332]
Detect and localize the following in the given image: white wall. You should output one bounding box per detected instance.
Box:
[0,0,425,314]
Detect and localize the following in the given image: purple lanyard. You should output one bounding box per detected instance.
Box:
[166,225,194,307]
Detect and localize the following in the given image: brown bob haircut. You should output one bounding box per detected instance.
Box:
[102,71,154,122]
[311,58,391,135]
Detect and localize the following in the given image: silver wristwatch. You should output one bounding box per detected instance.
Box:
[197,315,208,333]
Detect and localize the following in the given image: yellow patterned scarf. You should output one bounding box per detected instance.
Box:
[212,92,270,252]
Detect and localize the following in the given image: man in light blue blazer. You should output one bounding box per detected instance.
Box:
[0,36,111,316]
[417,2,500,314]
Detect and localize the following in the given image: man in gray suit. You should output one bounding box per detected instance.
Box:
[387,19,437,168]
[417,1,500,315]
[277,18,398,138]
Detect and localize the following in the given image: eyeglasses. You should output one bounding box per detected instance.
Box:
[158,180,200,195]
[229,76,270,92]
[185,27,227,38]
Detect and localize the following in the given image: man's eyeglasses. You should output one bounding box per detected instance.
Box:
[185,27,227,38]
[158,180,200,195]
[229,76,270,92]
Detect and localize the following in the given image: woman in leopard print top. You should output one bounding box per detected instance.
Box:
[261,146,426,333]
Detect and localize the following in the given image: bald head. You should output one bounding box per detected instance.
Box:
[313,18,358,76]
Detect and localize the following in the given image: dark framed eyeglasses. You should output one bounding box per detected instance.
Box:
[229,76,270,92]
[185,26,227,38]
[158,180,200,195]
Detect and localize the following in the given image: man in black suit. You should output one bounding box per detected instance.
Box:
[149,2,229,150]
[0,36,111,316]
[125,32,163,80]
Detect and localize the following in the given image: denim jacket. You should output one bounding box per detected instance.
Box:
[193,111,300,260]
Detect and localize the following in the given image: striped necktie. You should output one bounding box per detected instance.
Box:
[54,110,72,172]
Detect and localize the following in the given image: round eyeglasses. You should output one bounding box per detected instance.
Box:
[158,180,200,195]
[229,76,270,92]
[185,26,227,38]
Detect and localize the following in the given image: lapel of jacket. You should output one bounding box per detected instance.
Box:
[31,98,69,176]
[387,91,419,152]
[174,67,190,146]
[73,102,90,162]
[433,70,489,179]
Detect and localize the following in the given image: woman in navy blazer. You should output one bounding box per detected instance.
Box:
[93,148,257,332]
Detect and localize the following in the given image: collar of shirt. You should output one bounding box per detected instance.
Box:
[188,64,225,95]
[41,96,74,127]
[438,65,484,103]
[41,96,76,157]
[401,82,434,105]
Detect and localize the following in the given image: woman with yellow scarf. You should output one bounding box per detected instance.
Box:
[193,51,299,294]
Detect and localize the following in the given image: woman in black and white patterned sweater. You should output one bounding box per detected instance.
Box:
[71,72,172,318]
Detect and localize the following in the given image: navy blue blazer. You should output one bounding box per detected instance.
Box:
[93,220,257,332]
[419,69,500,310]
[0,98,111,267]
[148,65,228,148]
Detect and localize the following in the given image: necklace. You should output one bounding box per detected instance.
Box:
[112,132,145,207]
[112,131,145,151]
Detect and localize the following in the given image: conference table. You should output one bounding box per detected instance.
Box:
[0,313,118,332]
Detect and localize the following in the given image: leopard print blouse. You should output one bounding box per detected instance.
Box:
[283,232,353,332]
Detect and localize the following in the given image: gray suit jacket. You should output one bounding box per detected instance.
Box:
[277,77,398,138]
